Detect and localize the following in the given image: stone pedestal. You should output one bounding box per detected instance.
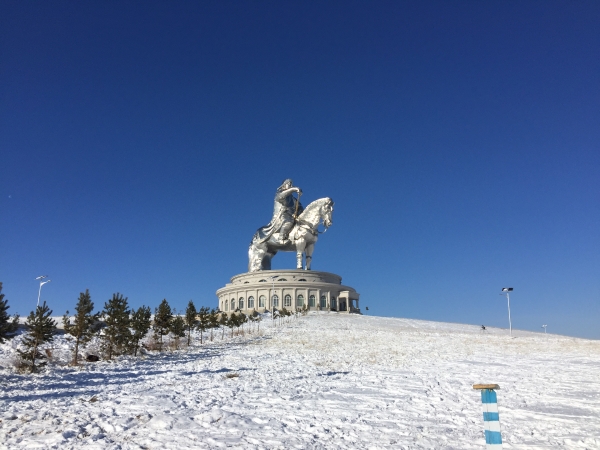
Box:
[216,270,360,314]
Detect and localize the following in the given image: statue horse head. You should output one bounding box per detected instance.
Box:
[295,197,334,233]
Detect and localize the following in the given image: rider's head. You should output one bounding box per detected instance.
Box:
[278,179,293,192]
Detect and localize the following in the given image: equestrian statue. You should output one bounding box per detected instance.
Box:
[248,179,334,272]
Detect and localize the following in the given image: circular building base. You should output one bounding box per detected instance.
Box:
[216,270,360,314]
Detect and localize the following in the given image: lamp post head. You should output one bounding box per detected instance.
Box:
[36,275,48,280]
[501,287,513,292]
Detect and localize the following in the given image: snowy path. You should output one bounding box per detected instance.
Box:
[1,313,600,449]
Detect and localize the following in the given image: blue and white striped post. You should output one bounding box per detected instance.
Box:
[473,384,502,449]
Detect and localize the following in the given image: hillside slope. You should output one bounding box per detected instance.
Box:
[1,313,599,449]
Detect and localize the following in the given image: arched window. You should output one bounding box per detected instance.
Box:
[272,294,279,307]
[259,295,265,308]
[331,297,337,310]
[298,279,307,282]
[309,295,316,307]
[231,299,235,310]
[297,294,304,308]
[238,297,244,310]
[248,296,255,309]
[284,294,292,307]
[278,278,287,281]
[259,279,267,282]
[320,295,327,308]
[224,299,228,311]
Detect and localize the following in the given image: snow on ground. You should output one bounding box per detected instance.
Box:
[1,312,600,449]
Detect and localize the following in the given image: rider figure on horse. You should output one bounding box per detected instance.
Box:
[272,178,303,245]
[249,181,333,272]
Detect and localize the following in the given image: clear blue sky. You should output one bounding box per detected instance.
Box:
[1,1,598,338]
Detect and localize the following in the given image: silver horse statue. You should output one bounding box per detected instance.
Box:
[248,196,334,272]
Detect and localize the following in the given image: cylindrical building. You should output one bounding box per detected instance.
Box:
[216,270,360,314]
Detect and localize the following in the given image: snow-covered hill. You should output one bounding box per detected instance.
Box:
[1,313,599,449]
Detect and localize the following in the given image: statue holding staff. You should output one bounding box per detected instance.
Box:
[256,179,304,246]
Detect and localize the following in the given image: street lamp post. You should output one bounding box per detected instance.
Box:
[36,275,51,307]
[500,287,513,336]
[268,275,279,324]
[542,324,547,334]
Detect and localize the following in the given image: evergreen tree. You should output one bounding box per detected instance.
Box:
[101,293,131,360]
[248,312,255,333]
[208,308,219,341]
[153,299,173,351]
[196,306,210,344]
[184,300,197,346]
[238,312,248,335]
[170,314,186,350]
[63,289,97,365]
[0,282,19,343]
[251,310,262,333]
[219,312,228,339]
[130,305,151,356]
[227,313,238,338]
[17,301,57,373]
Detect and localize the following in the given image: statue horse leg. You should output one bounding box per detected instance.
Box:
[305,241,315,270]
[263,250,276,270]
[296,241,306,269]
[248,238,275,272]
[294,234,306,270]
[248,242,265,272]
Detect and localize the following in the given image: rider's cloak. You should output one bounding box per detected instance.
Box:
[252,191,304,244]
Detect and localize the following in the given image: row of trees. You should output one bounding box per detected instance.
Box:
[61,292,263,365]
[1,283,312,374]
[3,285,270,373]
